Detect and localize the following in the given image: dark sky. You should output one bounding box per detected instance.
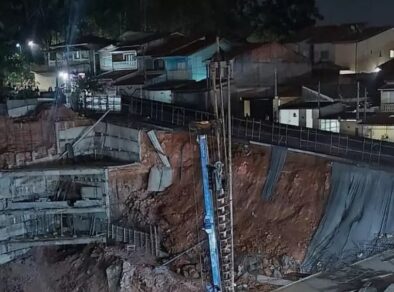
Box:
[317,0,394,26]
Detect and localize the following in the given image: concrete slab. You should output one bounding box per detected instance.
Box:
[147,166,173,192]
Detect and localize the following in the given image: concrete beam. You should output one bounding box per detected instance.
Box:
[0,206,107,216]
[5,200,104,210]
[0,168,105,177]
[147,130,171,168]
[0,236,106,254]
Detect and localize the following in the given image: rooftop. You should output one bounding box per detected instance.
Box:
[379,82,394,91]
[303,83,369,101]
[144,80,196,91]
[361,113,394,125]
[225,42,307,63]
[289,24,391,44]
[50,35,113,49]
[321,111,374,120]
[165,35,218,57]
[96,70,137,81]
[144,34,195,57]
[114,73,163,86]
[280,101,336,109]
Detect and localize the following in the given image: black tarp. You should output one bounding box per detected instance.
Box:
[302,162,394,273]
[261,146,287,200]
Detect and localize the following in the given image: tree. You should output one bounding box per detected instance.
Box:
[3,53,34,87]
[238,0,322,41]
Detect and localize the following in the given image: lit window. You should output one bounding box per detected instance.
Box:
[74,51,81,59]
[390,50,394,58]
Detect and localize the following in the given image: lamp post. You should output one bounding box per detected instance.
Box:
[16,43,21,54]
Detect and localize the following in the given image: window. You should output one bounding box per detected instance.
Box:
[177,61,186,70]
[73,51,81,59]
[112,53,124,62]
[81,51,89,59]
[320,50,329,61]
[145,59,154,70]
[124,53,136,64]
[154,59,165,70]
[390,50,394,58]
[49,52,56,61]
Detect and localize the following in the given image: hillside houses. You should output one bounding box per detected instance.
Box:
[288,23,394,74]
[22,24,394,143]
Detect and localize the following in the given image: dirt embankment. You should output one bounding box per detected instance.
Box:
[113,130,331,263]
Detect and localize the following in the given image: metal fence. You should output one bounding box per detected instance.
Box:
[126,96,394,167]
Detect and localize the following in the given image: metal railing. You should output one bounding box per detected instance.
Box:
[127,96,394,167]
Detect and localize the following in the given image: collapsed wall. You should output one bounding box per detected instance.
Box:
[0,105,85,168]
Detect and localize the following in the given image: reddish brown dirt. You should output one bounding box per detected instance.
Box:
[113,130,331,262]
[232,148,331,261]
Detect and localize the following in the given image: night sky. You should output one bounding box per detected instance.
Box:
[317,0,394,25]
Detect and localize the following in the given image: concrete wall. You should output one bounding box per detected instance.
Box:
[34,72,57,92]
[361,125,394,142]
[6,99,38,118]
[56,122,141,162]
[145,90,173,103]
[340,120,358,136]
[313,43,336,63]
[279,109,299,126]
[233,61,311,88]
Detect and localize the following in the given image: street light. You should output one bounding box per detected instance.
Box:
[27,40,35,48]
[58,71,69,81]
[16,43,21,54]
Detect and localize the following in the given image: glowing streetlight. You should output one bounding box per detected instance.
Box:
[58,71,69,81]
[16,43,21,54]
[27,40,35,48]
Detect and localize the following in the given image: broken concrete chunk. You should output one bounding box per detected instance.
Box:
[106,263,122,292]
[147,166,173,192]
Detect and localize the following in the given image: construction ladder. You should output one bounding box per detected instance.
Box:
[213,162,234,292]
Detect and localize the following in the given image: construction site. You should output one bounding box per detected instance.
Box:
[0,86,394,292]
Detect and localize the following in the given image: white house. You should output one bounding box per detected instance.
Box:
[289,24,394,74]
[32,36,111,92]
[359,113,394,142]
[379,81,394,112]
[279,101,345,128]
[98,45,138,72]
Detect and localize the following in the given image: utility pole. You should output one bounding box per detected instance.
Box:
[364,87,367,122]
[318,81,321,117]
[357,82,360,120]
[273,67,279,122]
[227,61,235,290]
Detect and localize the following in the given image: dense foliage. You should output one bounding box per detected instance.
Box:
[0,0,321,85]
